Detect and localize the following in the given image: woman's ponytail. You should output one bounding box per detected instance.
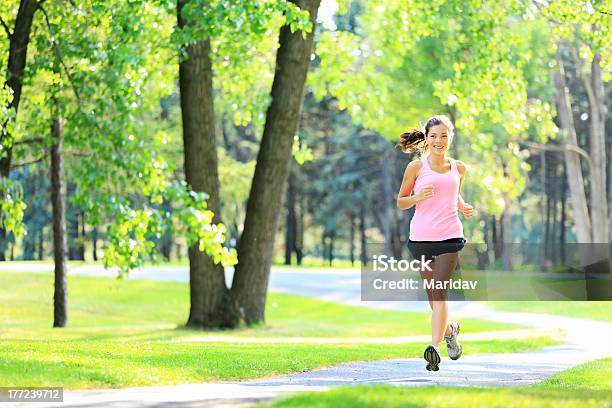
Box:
[397,128,427,154]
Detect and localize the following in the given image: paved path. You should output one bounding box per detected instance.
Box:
[3,263,611,407]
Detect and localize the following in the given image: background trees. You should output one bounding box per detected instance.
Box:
[1,0,609,326]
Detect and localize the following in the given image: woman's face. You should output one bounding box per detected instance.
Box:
[426,124,451,156]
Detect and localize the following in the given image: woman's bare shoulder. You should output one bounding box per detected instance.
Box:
[454,159,467,174]
[406,157,423,170]
[403,157,423,177]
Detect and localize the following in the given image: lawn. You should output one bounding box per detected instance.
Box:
[487,301,612,322]
[0,258,363,270]
[0,271,560,389]
[260,358,612,408]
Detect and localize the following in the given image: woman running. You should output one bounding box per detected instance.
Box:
[396,115,474,371]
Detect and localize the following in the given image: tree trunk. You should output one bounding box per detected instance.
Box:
[360,206,367,265]
[80,211,86,259]
[68,206,83,260]
[492,216,502,261]
[349,211,355,266]
[321,229,327,263]
[382,150,391,254]
[178,0,237,329]
[328,230,335,266]
[159,199,173,259]
[160,229,172,260]
[37,228,44,260]
[608,80,612,243]
[0,0,39,261]
[175,243,182,261]
[23,233,35,260]
[231,0,320,324]
[501,191,512,271]
[476,217,490,269]
[1,0,38,177]
[296,193,304,265]
[50,95,68,328]
[585,53,608,242]
[0,230,5,261]
[551,180,559,264]
[609,96,612,243]
[390,191,404,260]
[92,226,98,261]
[542,151,550,270]
[540,150,555,271]
[554,52,592,242]
[284,168,297,265]
[560,160,567,264]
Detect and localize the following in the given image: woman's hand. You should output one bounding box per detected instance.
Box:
[461,203,474,219]
[418,185,434,202]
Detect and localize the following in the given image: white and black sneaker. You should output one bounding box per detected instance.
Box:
[444,321,462,360]
[424,344,441,371]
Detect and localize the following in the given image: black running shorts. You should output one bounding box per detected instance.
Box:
[407,237,466,264]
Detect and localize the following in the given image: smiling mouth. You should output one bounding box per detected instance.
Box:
[433,145,445,150]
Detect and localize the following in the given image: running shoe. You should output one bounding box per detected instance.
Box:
[444,321,462,360]
[424,344,441,371]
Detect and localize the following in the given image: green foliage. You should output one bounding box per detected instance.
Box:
[0,0,244,272]
[309,29,404,137]
[309,0,572,223]
[0,83,17,150]
[0,83,26,238]
[176,0,313,134]
[0,178,27,237]
[53,1,239,274]
[540,0,612,81]
[292,135,314,164]
[218,148,255,238]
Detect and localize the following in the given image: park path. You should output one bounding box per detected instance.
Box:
[4,263,612,408]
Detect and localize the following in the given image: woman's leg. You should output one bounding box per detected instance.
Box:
[419,261,434,310]
[420,260,453,337]
[430,252,459,347]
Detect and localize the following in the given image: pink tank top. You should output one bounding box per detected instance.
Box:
[409,155,464,241]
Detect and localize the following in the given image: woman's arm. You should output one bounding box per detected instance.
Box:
[397,159,431,210]
[457,194,467,211]
[456,160,473,218]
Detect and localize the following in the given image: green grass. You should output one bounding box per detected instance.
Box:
[0,337,559,389]
[272,257,361,269]
[0,258,361,270]
[0,271,524,340]
[260,358,612,408]
[538,357,611,390]
[0,260,90,267]
[148,257,362,268]
[0,271,560,389]
[488,301,612,322]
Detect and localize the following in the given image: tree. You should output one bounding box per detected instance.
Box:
[310,0,560,261]
[0,0,39,176]
[0,0,41,260]
[177,0,237,328]
[50,82,67,327]
[232,0,321,324]
[174,0,313,328]
[540,0,611,243]
[2,0,238,327]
